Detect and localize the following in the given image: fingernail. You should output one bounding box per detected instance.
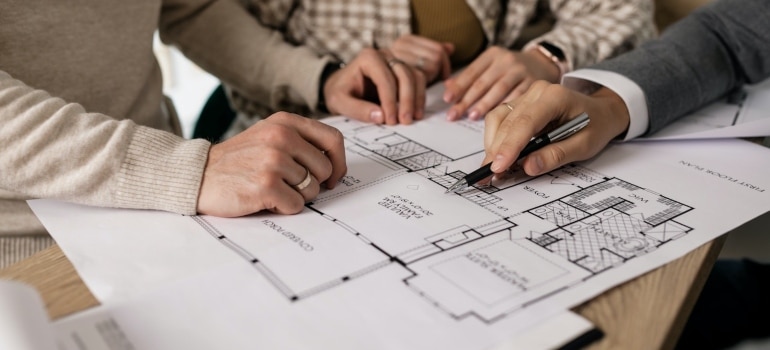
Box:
[530,156,543,175]
[443,92,454,103]
[446,110,457,121]
[468,110,480,120]
[370,110,383,124]
[491,155,505,172]
[403,113,413,124]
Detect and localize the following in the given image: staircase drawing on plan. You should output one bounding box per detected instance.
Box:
[191,117,694,324]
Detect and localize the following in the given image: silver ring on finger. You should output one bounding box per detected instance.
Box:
[501,102,514,112]
[387,57,407,69]
[292,168,313,191]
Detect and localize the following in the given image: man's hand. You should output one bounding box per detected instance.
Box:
[444,47,560,121]
[197,112,346,217]
[484,82,630,177]
[390,34,454,83]
[323,48,427,125]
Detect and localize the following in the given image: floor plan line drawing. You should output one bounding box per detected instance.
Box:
[189,117,696,323]
[311,167,405,203]
[32,87,770,350]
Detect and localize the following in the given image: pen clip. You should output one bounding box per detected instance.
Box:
[547,113,590,142]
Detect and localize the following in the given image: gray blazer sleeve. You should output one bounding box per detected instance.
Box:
[590,0,770,135]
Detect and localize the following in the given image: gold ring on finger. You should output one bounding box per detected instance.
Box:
[292,168,313,191]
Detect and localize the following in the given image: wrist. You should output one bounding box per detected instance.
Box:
[317,61,344,113]
[592,87,631,138]
[523,50,561,83]
[526,41,569,82]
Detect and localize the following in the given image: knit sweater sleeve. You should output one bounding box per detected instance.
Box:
[0,71,210,215]
[158,0,329,112]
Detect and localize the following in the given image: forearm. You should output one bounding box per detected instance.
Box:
[0,71,209,214]
[592,0,770,135]
[532,0,656,69]
[158,0,329,111]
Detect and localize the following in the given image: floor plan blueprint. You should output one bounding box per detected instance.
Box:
[32,113,770,349]
[192,116,694,324]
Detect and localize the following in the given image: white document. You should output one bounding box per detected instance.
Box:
[30,104,770,349]
[52,264,596,350]
[640,78,770,140]
[0,280,57,350]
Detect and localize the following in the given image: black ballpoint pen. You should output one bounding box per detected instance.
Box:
[445,112,590,193]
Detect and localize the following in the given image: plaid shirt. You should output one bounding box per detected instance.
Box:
[246,0,656,72]
[225,0,655,136]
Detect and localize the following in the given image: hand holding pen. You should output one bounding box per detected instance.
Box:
[447,111,589,193]
[459,81,632,191]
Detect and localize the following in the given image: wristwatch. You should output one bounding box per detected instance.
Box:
[533,41,570,79]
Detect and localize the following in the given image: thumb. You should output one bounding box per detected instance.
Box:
[520,130,595,176]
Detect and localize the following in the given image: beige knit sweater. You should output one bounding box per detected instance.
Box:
[0,0,331,266]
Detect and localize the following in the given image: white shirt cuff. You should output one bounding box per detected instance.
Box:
[561,69,649,141]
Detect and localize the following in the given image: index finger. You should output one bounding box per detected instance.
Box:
[359,52,400,125]
[485,102,559,174]
[483,103,512,154]
[389,62,417,124]
[444,50,493,101]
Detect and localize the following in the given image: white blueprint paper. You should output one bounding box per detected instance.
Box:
[0,281,57,350]
[31,111,770,349]
[640,78,770,140]
[52,263,595,350]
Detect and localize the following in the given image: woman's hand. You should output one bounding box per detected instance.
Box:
[323,48,427,125]
[443,46,561,121]
[389,34,454,83]
[483,82,631,177]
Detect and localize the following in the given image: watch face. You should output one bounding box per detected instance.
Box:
[540,41,566,61]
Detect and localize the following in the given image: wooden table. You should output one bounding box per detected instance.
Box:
[0,236,725,349]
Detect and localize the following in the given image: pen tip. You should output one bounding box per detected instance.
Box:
[445,179,467,194]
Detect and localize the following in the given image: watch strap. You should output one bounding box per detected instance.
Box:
[530,41,570,79]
